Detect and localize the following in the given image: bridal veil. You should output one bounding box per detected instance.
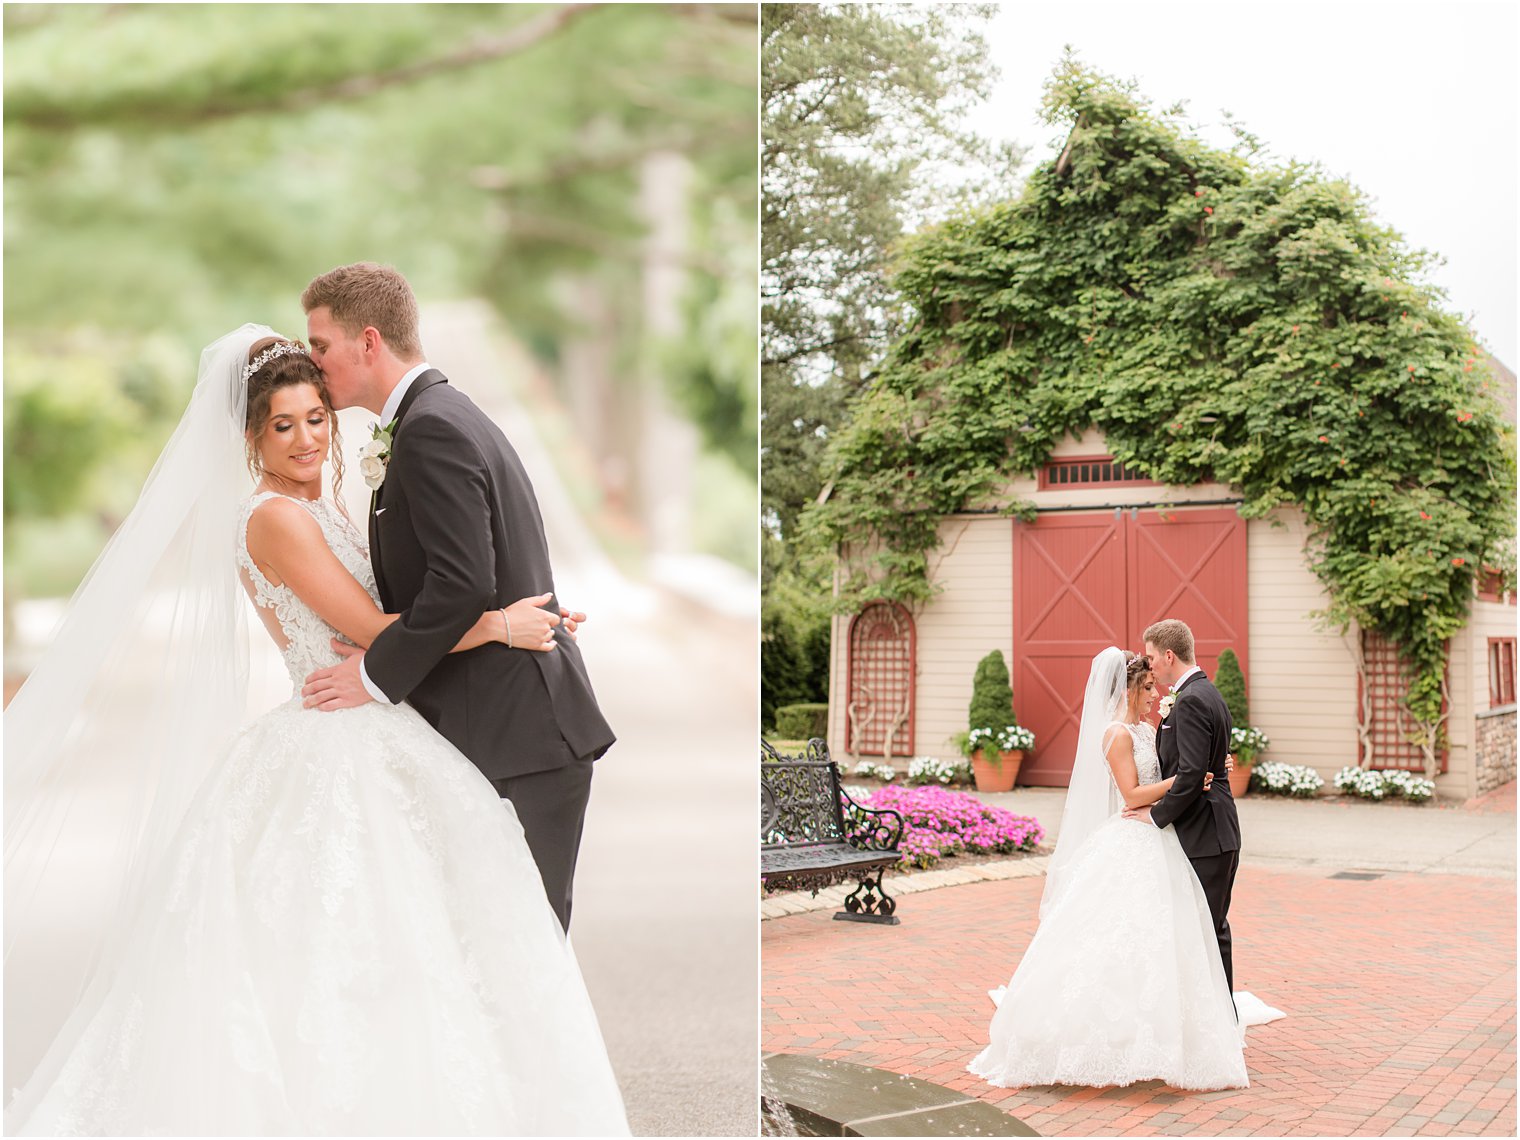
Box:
[1039,645,1129,918]
[4,325,271,1094]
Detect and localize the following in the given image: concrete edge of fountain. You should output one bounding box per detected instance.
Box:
[762,1052,1039,1137]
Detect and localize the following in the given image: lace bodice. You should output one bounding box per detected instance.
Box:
[1111,720,1162,785]
[236,492,377,689]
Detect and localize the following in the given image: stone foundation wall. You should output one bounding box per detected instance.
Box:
[1474,707,1517,794]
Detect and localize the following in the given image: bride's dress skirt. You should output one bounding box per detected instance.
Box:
[8,698,629,1136]
[968,814,1249,1091]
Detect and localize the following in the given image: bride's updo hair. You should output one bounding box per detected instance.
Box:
[1121,651,1153,718]
[242,336,345,497]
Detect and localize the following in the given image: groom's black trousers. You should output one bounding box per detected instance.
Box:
[1189,848,1239,997]
[493,755,595,933]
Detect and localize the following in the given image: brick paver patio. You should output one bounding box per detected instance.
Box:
[764,865,1516,1136]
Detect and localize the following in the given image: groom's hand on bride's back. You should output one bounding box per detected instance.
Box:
[302,642,374,711]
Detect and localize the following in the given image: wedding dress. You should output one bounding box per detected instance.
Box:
[968,716,1265,1091]
[6,490,630,1135]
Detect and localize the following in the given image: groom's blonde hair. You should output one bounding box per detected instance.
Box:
[1143,619,1195,664]
[301,262,422,360]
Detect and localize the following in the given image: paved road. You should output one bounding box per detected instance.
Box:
[416,303,758,1137]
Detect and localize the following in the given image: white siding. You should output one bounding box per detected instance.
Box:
[911,518,1015,762]
[1245,510,1360,780]
[827,607,849,758]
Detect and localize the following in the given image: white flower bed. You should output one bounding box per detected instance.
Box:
[907,755,969,785]
[1249,760,1324,798]
[1333,766,1435,803]
[852,760,897,782]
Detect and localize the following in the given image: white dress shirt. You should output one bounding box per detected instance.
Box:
[1172,664,1202,693]
[378,361,433,429]
[359,362,433,705]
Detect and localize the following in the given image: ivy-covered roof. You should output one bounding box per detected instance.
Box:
[803,61,1516,745]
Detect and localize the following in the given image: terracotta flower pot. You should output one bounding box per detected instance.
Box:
[1228,764,1252,798]
[971,749,1023,793]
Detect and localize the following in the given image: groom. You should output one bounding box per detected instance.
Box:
[1123,618,1242,997]
[298,262,616,931]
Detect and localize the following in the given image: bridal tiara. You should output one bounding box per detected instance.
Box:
[242,340,307,383]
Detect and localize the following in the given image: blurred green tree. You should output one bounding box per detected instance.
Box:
[4,3,757,609]
[761,1,1018,539]
[759,2,1016,715]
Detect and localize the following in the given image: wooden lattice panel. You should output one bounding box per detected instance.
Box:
[846,603,914,759]
[1359,631,1448,772]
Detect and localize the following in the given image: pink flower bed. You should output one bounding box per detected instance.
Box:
[847,785,1045,870]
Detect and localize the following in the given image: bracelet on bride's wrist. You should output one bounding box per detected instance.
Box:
[502,608,513,648]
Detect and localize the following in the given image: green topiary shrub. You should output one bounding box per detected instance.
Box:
[775,702,829,741]
[1214,649,1249,728]
[968,650,1015,735]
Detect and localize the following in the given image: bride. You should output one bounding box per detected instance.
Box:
[4,325,630,1135]
[968,647,1275,1092]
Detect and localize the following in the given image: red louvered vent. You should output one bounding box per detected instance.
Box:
[1039,455,1157,490]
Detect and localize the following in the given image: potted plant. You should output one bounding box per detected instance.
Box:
[959,650,1035,793]
[1215,649,1267,795]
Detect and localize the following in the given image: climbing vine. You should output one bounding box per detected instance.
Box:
[802,60,1515,755]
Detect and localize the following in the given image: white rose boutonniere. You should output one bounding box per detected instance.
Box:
[1158,693,1176,720]
[360,419,398,491]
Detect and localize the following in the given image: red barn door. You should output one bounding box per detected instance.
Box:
[1128,508,1249,687]
[1012,513,1129,785]
[1012,507,1247,786]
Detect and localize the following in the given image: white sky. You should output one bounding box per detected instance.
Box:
[964,0,1518,366]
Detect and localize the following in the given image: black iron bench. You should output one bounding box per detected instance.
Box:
[761,738,905,924]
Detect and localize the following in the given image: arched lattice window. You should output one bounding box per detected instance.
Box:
[846,603,915,759]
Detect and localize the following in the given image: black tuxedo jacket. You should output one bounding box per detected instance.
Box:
[1150,671,1241,858]
[363,370,615,780]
